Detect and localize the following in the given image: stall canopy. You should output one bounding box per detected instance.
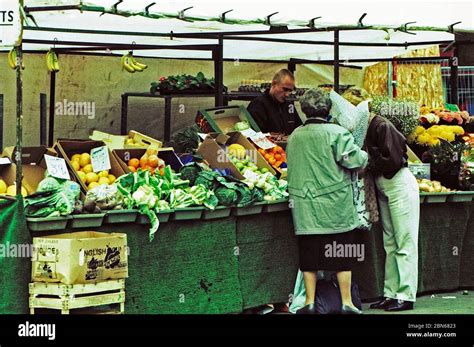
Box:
[13,0,474,66]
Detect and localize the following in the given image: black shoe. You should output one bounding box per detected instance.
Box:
[296,303,318,315]
[341,305,363,315]
[384,299,414,312]
[370,297,395,309]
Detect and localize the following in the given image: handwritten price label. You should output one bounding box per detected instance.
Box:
[91,146,111,172]
[250,133,276,150]
[45,155,70,180]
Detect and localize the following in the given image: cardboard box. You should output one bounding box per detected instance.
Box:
[53,139,125,192]
[407,145,421,163]
[89,130,163,150]
[196,132,276,180]
[0,146,57,194]
[113,147,184,173]
[31,231,128,285]
[196,105,261,134]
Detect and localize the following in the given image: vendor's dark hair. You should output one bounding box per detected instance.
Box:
[273,69,295,83]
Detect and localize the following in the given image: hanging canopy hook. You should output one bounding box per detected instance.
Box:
[264,12,279,26]
[448,21,462,34]
[307,17,322,29]
[398,21,417,35]
[130,41,136,54]
[170,30,173,41]
[178,6,193,21]
[219,9,233,23]
[111,0,123,14]
[357,13,368,28]
[144,2,156,16]
[53,37,58,50]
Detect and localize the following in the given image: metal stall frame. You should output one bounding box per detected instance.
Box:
[10,5,467,192]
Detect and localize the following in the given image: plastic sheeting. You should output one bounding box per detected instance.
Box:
[13,0,473,65]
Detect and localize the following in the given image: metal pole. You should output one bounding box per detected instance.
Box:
[164,96,172,143]
[450,56,459,105]
[48,71,56,146]
[121,94,128,135]
[213,35,224,107]
[16,44,23,197]
[40,93,47,146]
[0,94,3,152]
[334,30,340,94]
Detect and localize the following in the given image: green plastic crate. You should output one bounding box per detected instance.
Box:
[448,191,474,202]
[263,198,290,213]
[202,206,231,220]
[104,210,138,224]
[137,210,174,224]
[232,202,265,216]
[171,207,203,221]
[69,213,105,229]
[420,192,453,204]
[27,216,71,232]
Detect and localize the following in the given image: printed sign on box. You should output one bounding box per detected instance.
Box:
[32,232,128,285]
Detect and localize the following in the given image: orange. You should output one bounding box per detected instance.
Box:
[274,154,282,161]
[147,155,159,168]
[128,158,140,168]
[139,157,148,168]
[269,158,276,165]
[264,153,271,160]
[275,161,282,168]
[128,166,137,172]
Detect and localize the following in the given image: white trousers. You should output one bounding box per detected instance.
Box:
[375,168,420,302]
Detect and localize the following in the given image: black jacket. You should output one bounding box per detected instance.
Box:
[365,115,408,179]
[247,90,301,135]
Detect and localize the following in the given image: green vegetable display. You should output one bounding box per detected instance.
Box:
[25,176,81,217]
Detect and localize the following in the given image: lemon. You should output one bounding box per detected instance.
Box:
[71,154,81,162]
[79,153,91,167]
[6,185,27,197]
[88,182,100,190]
[77,171,87,184]
[98,177,110,185]
[71,160,81,171]
[86,172,99,184]
[107,174,116,184]
[0,179,7,194]
[98,170,109,178]
[82,164,93,174]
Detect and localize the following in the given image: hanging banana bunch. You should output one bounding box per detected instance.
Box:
[121,51,147,73]
[7,47,24,70]
[45,49,60,72]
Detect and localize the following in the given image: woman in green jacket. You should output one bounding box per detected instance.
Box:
[287,88,368,314]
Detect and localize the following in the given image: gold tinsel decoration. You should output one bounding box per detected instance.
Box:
[363,46,444,108]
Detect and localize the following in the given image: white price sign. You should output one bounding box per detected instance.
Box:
[91,146,111,172]
[0,0,22,47]
[197,133,208,141]
[44,155,70,180]
[240,128,258,138]
[243,169,260,181]
[250,133,276,150]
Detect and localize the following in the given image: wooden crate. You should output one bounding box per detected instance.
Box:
[29,279,125,315]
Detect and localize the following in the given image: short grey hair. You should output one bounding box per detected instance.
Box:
[300,88,332,118]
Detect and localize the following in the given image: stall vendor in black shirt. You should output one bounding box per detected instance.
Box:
[247,69,302,135]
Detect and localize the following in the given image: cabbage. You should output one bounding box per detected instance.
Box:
[234,121,250,131]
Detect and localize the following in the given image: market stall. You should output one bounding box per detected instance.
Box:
[1,0,474,315]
